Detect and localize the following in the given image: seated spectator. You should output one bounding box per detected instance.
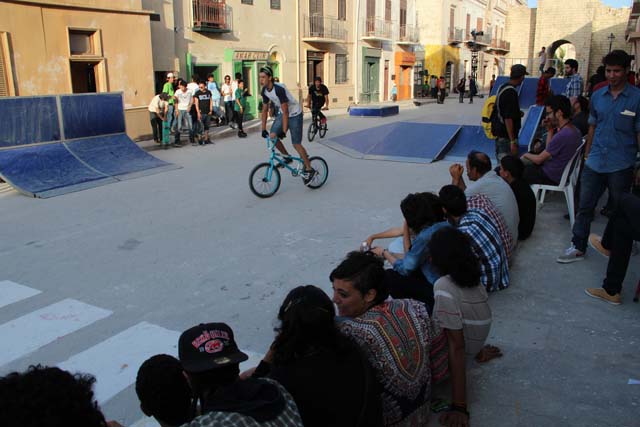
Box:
[572,95,590,136]
[136,354,193,427]
[522,95,582,186]
[450,150,520,243]
[0,365,113,427]
[369,192,449,312]
[467,193,514,264]
[585,191,640,305]
[331,251,447,427]
[439,185,510,292]
[499,155,537,241]
[429,227,501,427]
[251,285,383,427]
[179,323,303,426]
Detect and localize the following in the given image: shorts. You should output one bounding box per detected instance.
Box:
[271,112,303,145]
[200,114,211,131]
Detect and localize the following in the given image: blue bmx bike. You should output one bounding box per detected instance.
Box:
[249,136,329,198]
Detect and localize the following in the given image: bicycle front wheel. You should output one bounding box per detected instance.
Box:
[307,156,329,189]
[319,121,327,138]
[249,163,281,198]
[307,121,317,142]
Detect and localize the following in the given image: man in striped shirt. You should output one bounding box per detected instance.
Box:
[439,185,510,292]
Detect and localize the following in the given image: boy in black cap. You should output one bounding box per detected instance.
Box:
[492,64,527,161]
[179,323,303,427]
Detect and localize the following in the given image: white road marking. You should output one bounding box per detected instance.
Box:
[58,322,180,403]
[0,280,41,309]
[0,298,112,367]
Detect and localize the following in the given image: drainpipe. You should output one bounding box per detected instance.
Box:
[354,0,360,104]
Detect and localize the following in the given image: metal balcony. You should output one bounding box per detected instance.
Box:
[361,17,394,41]
[397,24,419,44]
[303,14,348,42]
[489,39,511,53]
[448,27,463,44]
[192,0,232,33]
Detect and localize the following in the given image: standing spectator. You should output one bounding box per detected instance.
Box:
[499,155,537,241]
[429,227,499,427]
[430,75,438,98]
[251,285,383,427]
[536,67,556,106]
[148,93,169,145]
[557,50,639,263]
[369,192,450,312]
[457,77,466,103]
[585,191,640,304]
[0,366,112,427]
[305,76,330,125]
[489,74,496,93]
[439,185,510,292]
[438,76,447,104]
[221,75,234,128]
[522,95,582,185]
[193,81,213,145]
[587,66,606,97]
[538,46,547,75]
[572,95,590,136]
[492,64,527,161]
[232,72,241,127]
[390,83,398,101]
[563,59,583,103]
[179,323,304,427]
[331,251,447,427]
[174,79,194,146]
[187,75,199,96]
[207,74,222,124]
[162,72,176,132]
[136,355,194,427]
[234,79,248,138]
[468,75,477,104]
[450,150,520,245]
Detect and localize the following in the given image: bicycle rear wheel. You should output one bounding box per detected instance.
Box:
[307,121,317,142]
[319,121,327,138]
[249,163,281,198]
[307,156,329,189]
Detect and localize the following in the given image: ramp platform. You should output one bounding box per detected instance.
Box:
[349,105,399,117]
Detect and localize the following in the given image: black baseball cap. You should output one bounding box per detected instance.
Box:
[510,64,529,78]
[178,323,248,373]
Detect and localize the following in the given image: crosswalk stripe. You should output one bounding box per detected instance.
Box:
[58,322,180,403]
[0,280,41,309]
[0,298,112,367]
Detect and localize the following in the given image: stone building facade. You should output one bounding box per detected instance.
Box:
[505,0,630,78]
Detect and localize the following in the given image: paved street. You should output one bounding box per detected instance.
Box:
[0,100,638,427]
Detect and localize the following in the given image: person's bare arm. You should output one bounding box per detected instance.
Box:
[323,95,329,110]
[505,117,519,155]
[584,124,596,158]
[261,102,269,132]
[522,150,552,165]
[305,93,311,109]
[438,329,469,427]
[365,226,403,247]
[194,96,201,119]
[450,164,466,191]
[281,102,290,134]
[402,220,411,254]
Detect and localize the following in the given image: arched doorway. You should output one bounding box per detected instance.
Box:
[548,40,577,76]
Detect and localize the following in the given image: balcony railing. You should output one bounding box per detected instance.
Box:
[397,24,419,44]
[362,17,394,40]
[490,38,511,52]
[303,14,348,42]
[448,27,464,43]
[192,0,231,33]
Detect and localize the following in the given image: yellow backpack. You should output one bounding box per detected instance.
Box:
[481,84,516,139]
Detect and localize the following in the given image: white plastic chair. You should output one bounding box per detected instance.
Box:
[530,140,586,226]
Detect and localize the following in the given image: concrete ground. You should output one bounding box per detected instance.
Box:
[0,97,638,427]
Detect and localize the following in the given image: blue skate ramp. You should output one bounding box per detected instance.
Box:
[443,126,496,162]
[0,143,115,198]
[61,93,126,139]
[0,96,60,148]
[550,78,569,95]
[323,122,461,163]
[519,105,544,152]
[518,77,539,108]
[490,76,510,96]
[349,105,399,117]
[65,134,180,179]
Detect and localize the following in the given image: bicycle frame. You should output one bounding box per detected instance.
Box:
[263,137,304,180]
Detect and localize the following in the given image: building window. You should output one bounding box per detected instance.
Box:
[335,54,348,84]
[69,30,95,55]
[338,0,346,20]
[385,0,391,21]
[270,0,280,9]
[241,0,253,4]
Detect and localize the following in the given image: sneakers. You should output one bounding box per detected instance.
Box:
[584,288,621,305]
[302,169,317,186]
[238,131,247,138]
[588,234,610,258]
[556,244,585,263]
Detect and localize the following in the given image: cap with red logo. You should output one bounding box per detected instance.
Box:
[178,323,248,373]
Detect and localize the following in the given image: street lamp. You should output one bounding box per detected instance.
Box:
[608,33,615,53]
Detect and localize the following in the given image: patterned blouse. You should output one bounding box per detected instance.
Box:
[337,299,447,426]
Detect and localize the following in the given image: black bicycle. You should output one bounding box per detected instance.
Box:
[307,109,328,142]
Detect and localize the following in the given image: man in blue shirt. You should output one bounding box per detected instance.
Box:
[558,50,639,263]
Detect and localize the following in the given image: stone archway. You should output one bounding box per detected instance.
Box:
[547,40,577,75]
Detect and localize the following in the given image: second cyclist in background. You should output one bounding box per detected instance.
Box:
[260,65,316,185]
[306,76,329,126]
